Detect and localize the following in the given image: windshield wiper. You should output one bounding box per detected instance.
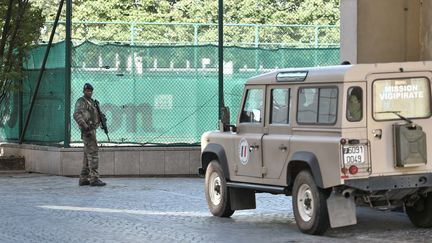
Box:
[375,111,414,125]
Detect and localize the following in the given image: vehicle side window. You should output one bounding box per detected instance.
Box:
[240,89,264,123]
[347,87,363,121]
[297,87,338,124]
[271,88,290,124]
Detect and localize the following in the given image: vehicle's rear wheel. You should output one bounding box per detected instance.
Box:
[205,160,234,217]
[292,170,329,235]
[406,192,432,227]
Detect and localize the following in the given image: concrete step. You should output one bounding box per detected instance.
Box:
[0,170,26,174]
[0,156,25,171]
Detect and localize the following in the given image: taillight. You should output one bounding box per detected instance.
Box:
[340,138,347,145]
[349,165,358,175]
[341,167,348,174]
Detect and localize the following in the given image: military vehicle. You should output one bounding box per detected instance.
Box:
[199,61,432,235]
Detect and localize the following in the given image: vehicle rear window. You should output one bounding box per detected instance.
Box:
[373,78,431,120]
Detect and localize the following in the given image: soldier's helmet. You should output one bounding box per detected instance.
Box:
[83,83,94,92]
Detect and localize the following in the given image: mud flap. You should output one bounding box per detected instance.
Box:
[229,188,256,210]
[326,191,357,228]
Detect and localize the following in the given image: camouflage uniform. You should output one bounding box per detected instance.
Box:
[73,96,100,183]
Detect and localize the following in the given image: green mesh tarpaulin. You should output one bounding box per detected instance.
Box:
[0,42,66,143]
[0,41,339,145]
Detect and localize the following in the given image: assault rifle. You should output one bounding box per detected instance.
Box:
[94,99,110,142]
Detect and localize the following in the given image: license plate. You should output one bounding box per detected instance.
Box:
[343,145,366,164]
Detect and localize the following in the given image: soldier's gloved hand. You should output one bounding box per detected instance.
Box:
[83,126,92,138]
[81,124,90,132]
[100,113,107,124]
[80,123,92,137]
[85,130,92,138]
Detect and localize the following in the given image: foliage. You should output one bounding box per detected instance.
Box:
[33,0,339,45]
[34,0,339,24]
[0,0,45,104]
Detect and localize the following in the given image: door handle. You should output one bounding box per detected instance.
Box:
[279,145,287,152]
[372,129,382,139]
[249,145,259,152]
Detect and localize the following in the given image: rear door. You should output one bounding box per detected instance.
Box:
[367,72,432,174]
[262,86,292,181]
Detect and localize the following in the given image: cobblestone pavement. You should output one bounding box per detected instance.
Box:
[0,173,431,243]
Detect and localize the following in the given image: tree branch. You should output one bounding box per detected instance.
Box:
[0,0,15,63]
[4,0,29,72]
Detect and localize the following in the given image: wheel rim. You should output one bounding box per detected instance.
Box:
[209,171,222,206]
[297,184,314,222]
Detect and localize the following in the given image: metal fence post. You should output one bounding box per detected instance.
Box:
[194,24,198,72]
[218,0,224,120]
[255,24,260,48]
[194,24,199,46]
[314,25,320,66]
[255,24,259,73]
[130,22,136,45]
[65,0,72,148]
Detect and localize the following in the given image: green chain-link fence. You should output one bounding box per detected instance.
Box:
[42,22,339,48]
[0,12,343,146]
[0,41,339,145]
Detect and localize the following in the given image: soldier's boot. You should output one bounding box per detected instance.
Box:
[78,178,90,186]
[90,179,106,187]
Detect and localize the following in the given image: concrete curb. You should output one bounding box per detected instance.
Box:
[0,143,201,177]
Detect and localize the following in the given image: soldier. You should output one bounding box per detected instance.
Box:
[347,87,362,121]
[73,83,106,186]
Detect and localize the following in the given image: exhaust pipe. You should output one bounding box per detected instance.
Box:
[342,188,356,198]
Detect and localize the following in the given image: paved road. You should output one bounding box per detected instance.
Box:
[0,173,430,243]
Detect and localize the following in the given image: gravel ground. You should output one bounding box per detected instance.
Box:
[0,173,430,243]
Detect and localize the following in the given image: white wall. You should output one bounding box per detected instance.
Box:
[341,0,432,63]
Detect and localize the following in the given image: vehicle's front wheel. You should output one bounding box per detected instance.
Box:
[292,170,330,235]
[205,161,234,217]
[406,192,432,227]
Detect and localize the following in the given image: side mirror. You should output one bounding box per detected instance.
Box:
[219,122,237,133]
[219,106,237,132]
[220,106,230,124]
[231,125,237,133]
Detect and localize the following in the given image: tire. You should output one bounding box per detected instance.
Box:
[204,161,235,217]
[406,193,432,228]
[292,170,330,235]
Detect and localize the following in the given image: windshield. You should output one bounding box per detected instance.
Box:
[373,77,431,120]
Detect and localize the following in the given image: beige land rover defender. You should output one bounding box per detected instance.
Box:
[199,61,432,235]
